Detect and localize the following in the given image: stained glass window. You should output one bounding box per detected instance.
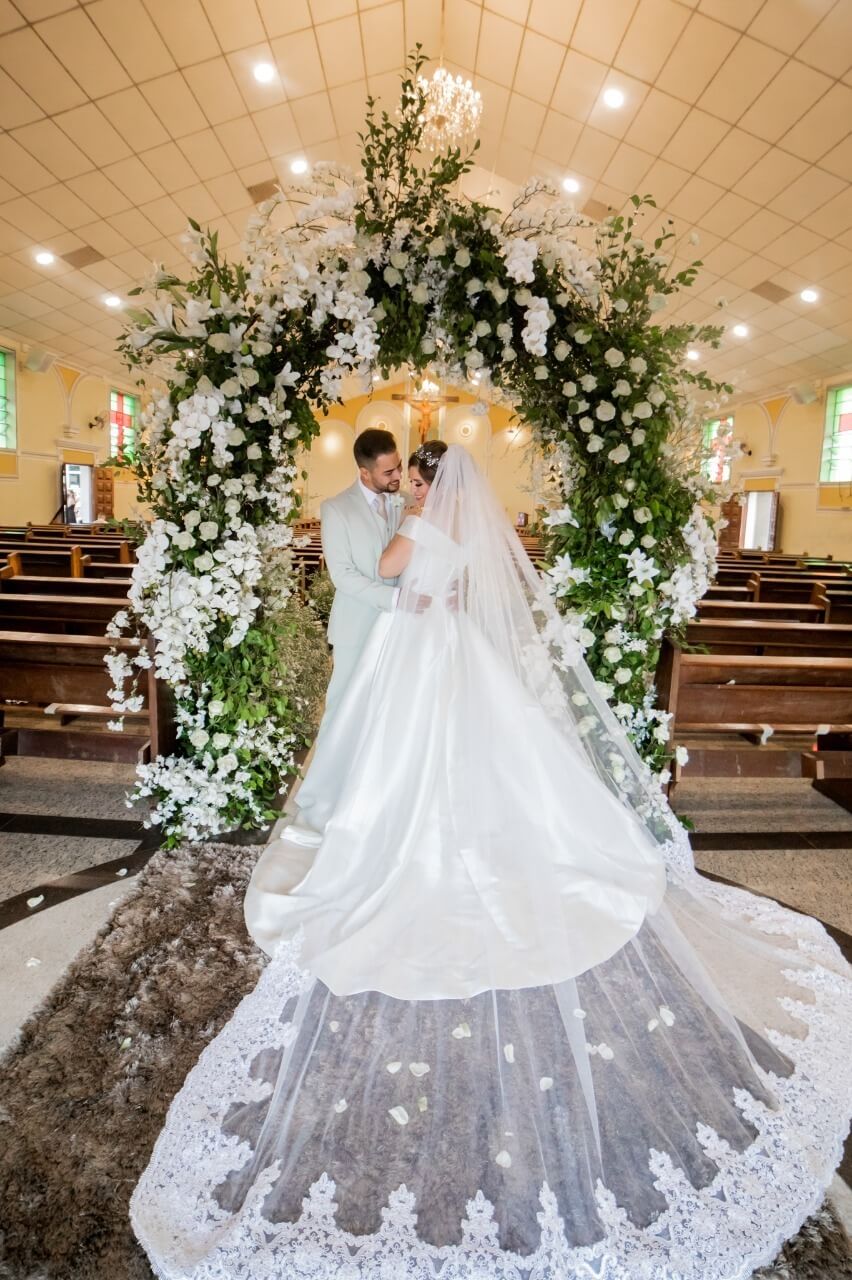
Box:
[0,349,16,450]
[110,389,138,458]
[821,385,852,483]
[702,416,733,484]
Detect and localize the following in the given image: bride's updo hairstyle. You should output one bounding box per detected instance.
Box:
[409,440,448,484]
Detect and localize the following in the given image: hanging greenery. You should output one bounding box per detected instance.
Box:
[108,48,727,842]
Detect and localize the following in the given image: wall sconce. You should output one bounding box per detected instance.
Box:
[88,412,107,432]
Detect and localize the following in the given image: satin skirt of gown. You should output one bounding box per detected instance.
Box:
[132,601,852,1278]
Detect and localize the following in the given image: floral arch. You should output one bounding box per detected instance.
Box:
[109,52,728,844]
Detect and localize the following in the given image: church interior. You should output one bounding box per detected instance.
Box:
[0,1,851,1274]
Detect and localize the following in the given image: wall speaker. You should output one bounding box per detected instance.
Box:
[23,347,55,374]
[790,382,819,405]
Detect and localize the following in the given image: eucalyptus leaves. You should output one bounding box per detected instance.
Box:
[111,48,725,840]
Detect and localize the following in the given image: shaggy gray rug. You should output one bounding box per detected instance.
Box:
[0,841,849,1279]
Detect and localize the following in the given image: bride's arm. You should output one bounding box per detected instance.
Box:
[378,528,415,577]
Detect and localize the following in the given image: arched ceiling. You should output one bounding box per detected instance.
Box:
[0,0,850,402]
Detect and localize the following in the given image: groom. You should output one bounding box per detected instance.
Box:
[317,427,406,718]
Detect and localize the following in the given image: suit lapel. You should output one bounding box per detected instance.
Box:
[346,482,384,555]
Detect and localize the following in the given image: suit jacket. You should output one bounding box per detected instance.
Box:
[321,482,406,652]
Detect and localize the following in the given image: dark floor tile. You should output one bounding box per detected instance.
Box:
[690,831,813,851]
[0,812,143,840]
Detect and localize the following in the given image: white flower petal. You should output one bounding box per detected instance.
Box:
[539,1077,554,1091]
[452,1022,472,1039]
[409,1062,430,1077]
[26,895,44,910]
[495,1150,512,1168]
[386,1061,402,1074]
[389,1106,410,1126]
[503,1043,515,1063]
[334,1099,348,1113]
[660,1006,676,1027]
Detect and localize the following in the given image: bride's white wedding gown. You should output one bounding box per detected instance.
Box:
[132,447,852,1280]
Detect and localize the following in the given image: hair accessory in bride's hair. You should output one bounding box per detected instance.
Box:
[417,446,445,470]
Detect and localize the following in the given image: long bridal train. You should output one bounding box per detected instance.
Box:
[131,449,852,1280]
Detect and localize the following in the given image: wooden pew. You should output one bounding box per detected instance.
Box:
[685,619,852,658]
[656,640,852,736]
[703,584,754,601]
[697,599,825,623]
[0,632,174,765]
[0,572,130,599]
[0,547,90,578]
[817,588,852,623]
[747,574,827,604]
[0,594,124,635]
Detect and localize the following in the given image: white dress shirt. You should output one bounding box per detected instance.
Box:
[359,478,400,606]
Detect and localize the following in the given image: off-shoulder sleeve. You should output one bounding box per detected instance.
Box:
[398,514,423,540]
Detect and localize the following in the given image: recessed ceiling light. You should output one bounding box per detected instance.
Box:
[800,287,819,303]
[686,348,700,361]
[602,87,625,109]
[290,157,309,175]
[34,250,55,266]
[732,323,749,338]
[253,61,276,84]
[562,176,581,194]
[104,295,122,308]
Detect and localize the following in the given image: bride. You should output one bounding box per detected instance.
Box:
[132,443,852,1280]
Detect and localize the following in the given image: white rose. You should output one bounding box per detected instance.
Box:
[173,530,195,550]
[212,732,231,750]
[617,530,633,546]
[534,364,548,380]
[475,320,491,336]
[579,416,594,432]
[189,728,209,749]
[198,520,218,540]
[608,443,630,464]
[195,551,214,571]
[571,692,589,706]
[218,753,238,773]
[390,250,409,269]
[587,434,604,453]
[219,378,240,397]
[624,478,636,492]
[614,667,632,684]
[603,645,621,663]
[421,336,436,353]
[622,411,634,425]
[596,401,616,422]
[580,374,597,392]
[466,277,483,295]
[574,329,591,345]
[613,494,628,508]
[207,474,221,487]
[632,429,646,446]
[465,349,484,368]
[208,699,224,717]
[502,346,516,361]
[555,340,570,360]
[184,510,201,528]
[412,282,429,305]
[227,426,245,445]
[427,237,446,257]
[454,247,471,267]
[246,443,262,460]
[613,298,628,313]
[383,265,402,286]
[634,506,652,523]
[604,348,624,367]
[562,381,577,397]
[641,534,656,548]
[633,401,652,419]
[649,386,666,407]
[613,379,631,397]
[629,356,647,374]
[675,744,690,764]
[580,628,596,648]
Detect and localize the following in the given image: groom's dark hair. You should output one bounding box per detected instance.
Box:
[354,428,397,466]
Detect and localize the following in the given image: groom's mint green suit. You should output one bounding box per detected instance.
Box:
[320,480,405,718]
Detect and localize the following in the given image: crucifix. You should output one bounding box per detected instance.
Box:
[392,378,460,444]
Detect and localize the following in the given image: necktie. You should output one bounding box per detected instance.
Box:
[375,493,387,523]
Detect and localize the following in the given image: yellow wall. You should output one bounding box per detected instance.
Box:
[0,333,145,525]
[729,383,852,558]
[297,380,535,521]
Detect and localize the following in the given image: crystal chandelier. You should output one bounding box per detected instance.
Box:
[417,67,482,153]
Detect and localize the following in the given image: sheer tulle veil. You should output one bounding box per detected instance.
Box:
[130,443,852,1280]
[404,442,685,865]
